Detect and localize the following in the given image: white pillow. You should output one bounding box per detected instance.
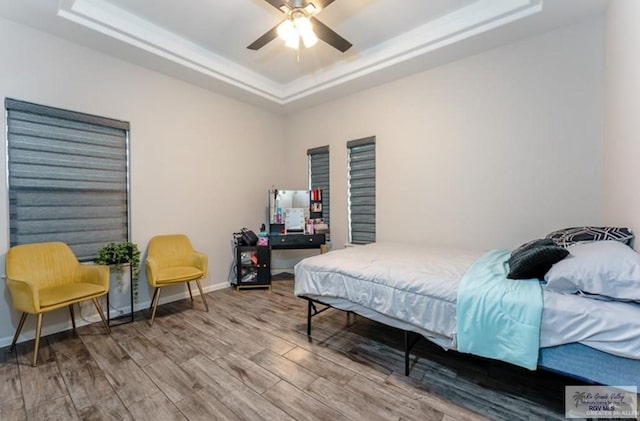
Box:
[543,240,640,301]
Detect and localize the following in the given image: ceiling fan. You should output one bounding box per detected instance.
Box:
[247,0,352,53]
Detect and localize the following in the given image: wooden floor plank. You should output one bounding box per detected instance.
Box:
[152,314,233,360]
[146,328,200,365]
[283,346,357,385]
[0,349,22,405]
[180,354,295,421]
[214,352,281,394]
[76,393,133,421]
[81,334,130,368]
[17,346,68,410]
[57,358,118,411]
[118,335,166,367]
[102,359,161,406]
[263,380,354,421]
[250,349,318,390]
[27,395,80,421]
[174,388,245,421]
[140,355,203,403]
[304,376,396,421]
[384,373,488,421]
[124,391,186,421]
[0,397,27,421]
[345,373,444,421]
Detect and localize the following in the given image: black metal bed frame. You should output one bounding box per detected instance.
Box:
[304,296,422,376]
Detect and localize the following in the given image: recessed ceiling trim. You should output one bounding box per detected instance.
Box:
[58,0,543,106]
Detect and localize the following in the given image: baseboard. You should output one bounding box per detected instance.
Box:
[0,281,230,348]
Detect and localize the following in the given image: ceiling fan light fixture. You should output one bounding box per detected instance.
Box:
[277,9,318,50]
[248,0,351,53]
[302,30,318,48]
[293,13,312,32]
[285,34,300,49]
[277,19,295,41]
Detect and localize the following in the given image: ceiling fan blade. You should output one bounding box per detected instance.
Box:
[263,0,289,12]
[311,17,352,52]
[310,0,336,11]
[247,23,281,50]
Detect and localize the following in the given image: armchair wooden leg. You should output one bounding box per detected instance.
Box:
[9,312,28,352]
[195,279,209,312]
[187,282,193,303]
[69,304,76,333]
[32,313,43,367]
[149,287,162,326]
[149,288,159,312]
[91,298,112,335]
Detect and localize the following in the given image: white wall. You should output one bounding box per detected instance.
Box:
[0,17,286,345]
[284,18,604,251]
[603,0,640,239]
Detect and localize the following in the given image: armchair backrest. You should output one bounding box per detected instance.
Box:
[6,242,80,289]
[147,234,196,268]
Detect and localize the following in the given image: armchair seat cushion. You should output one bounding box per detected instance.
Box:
[155,266,204,284]
[40,283,107,309]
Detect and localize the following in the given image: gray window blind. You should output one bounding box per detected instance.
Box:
[6,98,130,261]
[308,145,329,241]
[347,136,375,244]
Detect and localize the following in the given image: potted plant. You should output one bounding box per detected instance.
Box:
[95,241,141,303]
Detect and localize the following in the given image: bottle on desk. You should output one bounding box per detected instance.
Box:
[306,220,315,235]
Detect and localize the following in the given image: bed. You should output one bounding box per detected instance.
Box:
[294,241,640,388]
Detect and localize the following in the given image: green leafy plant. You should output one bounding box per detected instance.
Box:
[95,241,141,303]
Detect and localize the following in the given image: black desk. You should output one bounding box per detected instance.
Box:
[269,233,326,250]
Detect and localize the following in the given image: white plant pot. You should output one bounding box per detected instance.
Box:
[109,263,132,315]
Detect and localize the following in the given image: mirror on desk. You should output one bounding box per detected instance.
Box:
[269,190,310,232]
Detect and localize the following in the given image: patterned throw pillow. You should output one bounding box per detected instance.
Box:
[508,239,570,280]
[546,226,634,248]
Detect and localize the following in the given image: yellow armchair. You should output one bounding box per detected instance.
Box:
[146,234,209,325]
[6,242,111,366]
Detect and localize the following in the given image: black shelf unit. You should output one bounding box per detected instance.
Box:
[235,245,271,290]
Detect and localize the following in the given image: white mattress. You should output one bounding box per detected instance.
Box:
[294,242,640,360]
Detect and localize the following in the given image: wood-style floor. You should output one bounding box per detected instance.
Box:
[0,276,578,421]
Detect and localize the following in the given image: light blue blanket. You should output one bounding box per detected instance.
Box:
[456,250,543,370]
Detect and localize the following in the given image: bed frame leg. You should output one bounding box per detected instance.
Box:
[404,331,411,376]
[404,331,422,376]
[307,299,312,337]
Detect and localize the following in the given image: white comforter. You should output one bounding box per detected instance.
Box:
[294,242,640,359]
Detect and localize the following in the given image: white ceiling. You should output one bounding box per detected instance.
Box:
[0,0,607,113]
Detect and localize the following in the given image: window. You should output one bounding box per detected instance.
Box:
[6,98,130,261]
[308,145,329,240]
[347,136,375,244]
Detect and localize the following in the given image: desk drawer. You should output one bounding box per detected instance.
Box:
[271,234,325,249]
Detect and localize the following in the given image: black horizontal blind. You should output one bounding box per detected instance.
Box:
[308,145,330,241]
[6,98,130,261]
[348,136,375,244]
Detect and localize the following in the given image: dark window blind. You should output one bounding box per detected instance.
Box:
[6,98,130,261]
[347,136,375,244]
[308,145,330,241]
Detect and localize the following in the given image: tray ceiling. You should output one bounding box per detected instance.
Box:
[0,0,607,113]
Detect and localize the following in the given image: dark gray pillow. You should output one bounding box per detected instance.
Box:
[511,238,555,255]
[508,239,570,280]
[546,226,633,248]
